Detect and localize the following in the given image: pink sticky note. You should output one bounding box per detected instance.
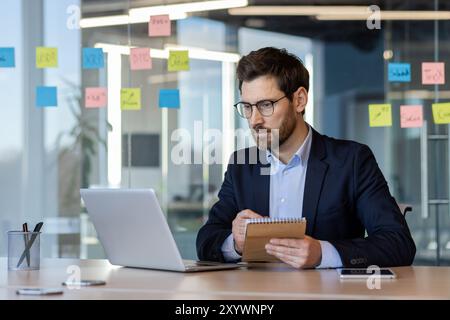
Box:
[130,48,152,70]
[400,105,423,128]
[85,87,107,108]
[422,62,445,85]
[148,14,171,37]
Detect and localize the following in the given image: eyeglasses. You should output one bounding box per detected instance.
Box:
[233,96,287,119]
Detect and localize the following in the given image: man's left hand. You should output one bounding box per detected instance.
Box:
[265,236,322,269]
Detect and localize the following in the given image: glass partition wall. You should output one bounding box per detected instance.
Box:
[1,0,449,265]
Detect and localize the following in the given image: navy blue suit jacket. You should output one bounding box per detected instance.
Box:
[196,128,416,267]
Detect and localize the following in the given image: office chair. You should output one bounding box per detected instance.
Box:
[397,203,413,217]
[362,202,412,238]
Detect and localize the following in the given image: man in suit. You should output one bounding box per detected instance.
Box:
[196,47,416,269]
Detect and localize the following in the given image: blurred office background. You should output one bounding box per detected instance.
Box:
[1,0,450,265]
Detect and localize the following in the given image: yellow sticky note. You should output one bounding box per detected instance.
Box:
[168,50,189,71]
[369,104,392,127]
[432,102,450,124]
[121,88,141,110]
[36,47,58,68]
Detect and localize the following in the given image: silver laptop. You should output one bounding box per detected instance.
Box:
[80,188,240,272]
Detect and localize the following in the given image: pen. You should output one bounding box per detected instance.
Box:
[16,222,44,268]
[22,223,30,267]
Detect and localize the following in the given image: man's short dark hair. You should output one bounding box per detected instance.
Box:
[236,47,309,115]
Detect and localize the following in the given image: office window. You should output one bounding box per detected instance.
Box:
[1,0,450,266]
[0,0,23,254]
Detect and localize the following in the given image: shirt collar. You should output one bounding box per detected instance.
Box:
[266,123,312,167]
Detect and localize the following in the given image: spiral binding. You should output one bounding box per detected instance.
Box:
[245,217,306,224]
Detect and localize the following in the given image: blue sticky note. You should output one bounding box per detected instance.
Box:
[388,63,411,82]
[36,86,57,107]
[82,48,104,69]
[159,89,180,108]
[0,47,15,68]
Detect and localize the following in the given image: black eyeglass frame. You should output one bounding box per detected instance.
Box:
[233,95,288,119]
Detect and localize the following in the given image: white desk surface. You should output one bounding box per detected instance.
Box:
[1,258,450,300]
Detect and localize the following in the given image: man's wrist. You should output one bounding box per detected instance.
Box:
[316,252,322,267]
[314,239,323,267]
[233,238,242,254]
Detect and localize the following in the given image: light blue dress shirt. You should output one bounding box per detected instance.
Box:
[221,124,343,268]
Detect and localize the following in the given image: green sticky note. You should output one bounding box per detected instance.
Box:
[432,102,450,124]
[36,47,58,68]
[121,88,141,110]
[168,50,189,71]
[369,104,392,127]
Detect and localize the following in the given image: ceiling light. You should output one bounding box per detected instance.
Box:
[316,11,450,20]
[95,43,240,63]
[80,12,187,29]
[130,0,248,21]
[229,6,368,16]
[229,6,450,21]
[81,0,248,28]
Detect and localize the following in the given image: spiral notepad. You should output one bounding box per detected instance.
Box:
[242,217,307,262]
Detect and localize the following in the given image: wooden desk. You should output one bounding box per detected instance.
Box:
[1,258,450,300]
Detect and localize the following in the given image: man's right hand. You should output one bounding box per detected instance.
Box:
[232,209,263,254]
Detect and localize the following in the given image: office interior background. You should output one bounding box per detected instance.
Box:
[1,0,449,266]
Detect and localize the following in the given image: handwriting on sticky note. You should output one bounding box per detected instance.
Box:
[130,48,152,70]
[121,88,141,110]
[432,102,450,124]
[36,47,58,68]
[83,48,104,69]
[85,87,107,108]
[159,89,180,108]
[422,62,445,85]
[148,15,171,37]
[36,86,57,107]
[400,105,423,128]
[388,63,411,82]
[168,50,189,72]
[0,47,15,68]
[369,104,392,127]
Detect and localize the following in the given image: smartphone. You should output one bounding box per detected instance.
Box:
[62,280,106,286]
[16,288,64,296]
[339,268,396,279]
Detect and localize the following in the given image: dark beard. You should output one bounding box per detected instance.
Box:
[278,109,297,146]
[253,107,297,150]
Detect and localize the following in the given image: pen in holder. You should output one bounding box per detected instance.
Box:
[8,231,41,271]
